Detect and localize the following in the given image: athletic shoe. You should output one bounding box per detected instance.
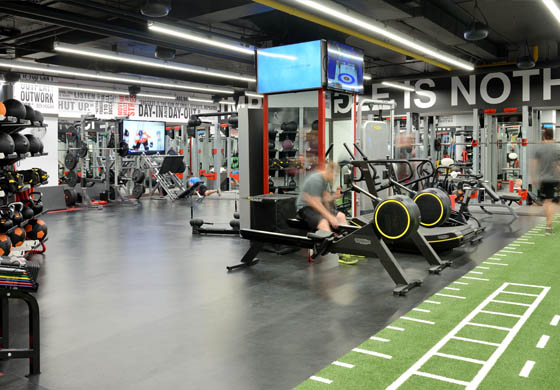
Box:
[338,254,359,265]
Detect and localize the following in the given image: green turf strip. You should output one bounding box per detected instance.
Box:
[296,220,560,390]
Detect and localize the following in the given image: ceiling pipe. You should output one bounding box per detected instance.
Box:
[474,45,538,69]
[251,0,460,71]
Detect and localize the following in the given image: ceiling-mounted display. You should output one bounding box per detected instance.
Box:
[326,41,364,93]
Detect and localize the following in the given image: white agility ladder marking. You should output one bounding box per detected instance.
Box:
[387,326,404,331]
[485,262,508,266]
[536,335,550,349]
[310,376,332,384]
[424,300,441,305]
[353,348,392,359]
[332,361,354,368]
[462,276,489,281]
[519,361,535,378]
[370,336,390,342]
[551,315,560,326]
[386,283,550,390]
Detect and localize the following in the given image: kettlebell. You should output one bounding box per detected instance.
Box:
[0,217,13,233]
[10,202,23,225]
[28,192,43,215]
[22,204,34,220]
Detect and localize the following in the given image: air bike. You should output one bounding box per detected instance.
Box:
[228,160,452,297]
[346,145,483,252]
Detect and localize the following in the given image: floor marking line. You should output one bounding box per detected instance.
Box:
[467,322,512,331]
[551,315,560,326]
[310,376,333,384]
[491,300,531,307]
[370,336,390,342]
[435,293,467,299]
[412,308,431,313]
[519,361,535,378]
[352,348,392,359]
[413,371,469,386]
[332,361,354,368]
[536,335,550,349]
[501,291,538,297]
[462,276,489,281]
[488,257,502,260]
[516,238,529,240]
[401,316,435,325]
[494,254,508,257]
[476,266,490,270]
[386,283,550,390]
[500,250,523,254]
[433,352,486,365]
[451,336,500,347]
[453,281,469,285]
[479,310,522,318]
[469,271,484,274]
[387,326,405,331]
[444,287,461,291]
[485,262,508,266]
[424,300,441,305]
[507,244,520,247]
[515,242,535,244]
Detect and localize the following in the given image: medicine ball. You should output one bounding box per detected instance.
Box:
[374,195,421,241]
[9,227,25,247]
[281,121,297,132]
[0,102,6,117]
[3,99,26,120]
[282,139,294,151]
[0,132,15,155]
[25,134,41,154]
[25,219,47,241]
[21,205,34,220]
[37,138,44,154]
[413,188,452,228]
[11,133,30,154]
[0,234,12,256]
[0,218,13,233]
[24,105,36,122]
[34,110,44,124]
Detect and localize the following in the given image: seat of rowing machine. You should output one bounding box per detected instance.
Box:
[307,230,335,240]
[288,217,308,229]
[500,193,521,202]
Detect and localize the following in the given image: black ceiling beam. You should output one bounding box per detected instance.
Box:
[382,0,502,59]
[0,2,254,65]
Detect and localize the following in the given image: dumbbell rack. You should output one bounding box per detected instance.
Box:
[268,128,301,194]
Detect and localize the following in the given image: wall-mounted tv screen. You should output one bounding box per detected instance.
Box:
[257,40,324,94]
[327,41,364,92]
[122,120,165,155]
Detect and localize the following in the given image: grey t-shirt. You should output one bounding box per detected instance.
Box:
[534,142,560,183]
[296,172,329,210]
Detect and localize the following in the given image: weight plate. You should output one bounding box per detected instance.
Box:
[64,188,77,207]
[78,142,88,158]
[132,184,145,199]
[64,152,77,170]
[118,141,129,157]
[66,170,78,187]
[66,126,77,142]
[132,169,145,184]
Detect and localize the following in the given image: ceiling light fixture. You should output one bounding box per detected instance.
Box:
[188,97,214,103]
[0,59,235,94]
[381,81,415,92]
[148,21,255,56]
[295,0,474,71]
[245,91,264,98]
[60,85,176,100]
[363,74,372,81]
[543,0,560,23]
[54,42,256,83]
[464,0,489,41]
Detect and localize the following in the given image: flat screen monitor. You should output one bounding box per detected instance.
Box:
[122,120,165,155]
[257,40,324,94]
[327,41,364,93]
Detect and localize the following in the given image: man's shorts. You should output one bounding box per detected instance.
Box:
[540,182,559,200]
[198,185,208,195]
[297,206,323,230]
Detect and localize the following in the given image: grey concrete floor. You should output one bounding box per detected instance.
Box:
[0,197,542,390]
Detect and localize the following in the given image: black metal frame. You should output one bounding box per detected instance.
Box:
[0,289,40,376]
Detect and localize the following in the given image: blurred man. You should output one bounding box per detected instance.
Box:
[532,127,560,234]
[187,176,220,198]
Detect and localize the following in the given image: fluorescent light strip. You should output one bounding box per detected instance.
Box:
[363,74,372,81]
[382,81,415,92]
[0,60,234,94]
[54,43,255,82]
[59,85,175,100]
[220,101,236,105]
[148,21,255,56]
[245,91,264,98]
[257,50,297,61]
[543,0,560,23]
[188,97,214,103]
[327,48,363,62]
[295,0,474,71]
